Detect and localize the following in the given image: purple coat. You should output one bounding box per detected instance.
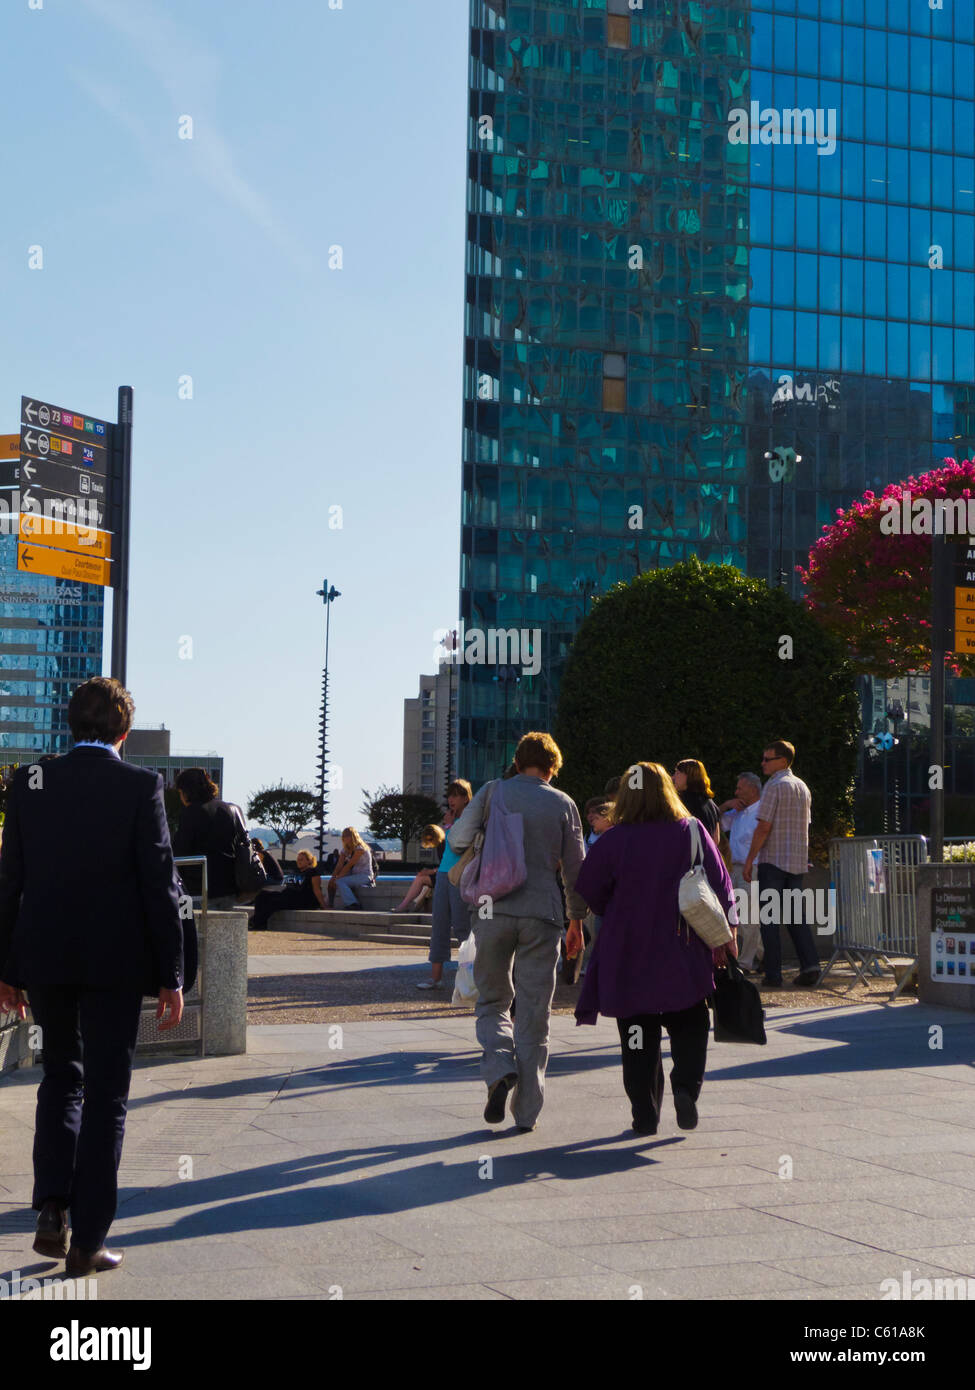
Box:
[574,819,735,1024]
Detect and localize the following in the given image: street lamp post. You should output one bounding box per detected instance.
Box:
[442,629,458,803]
[765,447,802,589]
[315,578,341,862]
[494,665,521,774]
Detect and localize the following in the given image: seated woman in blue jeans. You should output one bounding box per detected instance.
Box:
[327,827,375,909]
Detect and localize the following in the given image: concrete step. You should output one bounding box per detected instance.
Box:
[250,908,432,938]
[356,933,433,946]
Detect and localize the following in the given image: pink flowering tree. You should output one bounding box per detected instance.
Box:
[799,459,975,677]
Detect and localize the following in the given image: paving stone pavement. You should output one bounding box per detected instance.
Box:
[2,999,975,1301]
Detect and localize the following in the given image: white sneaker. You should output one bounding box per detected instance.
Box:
[415,980,443,990]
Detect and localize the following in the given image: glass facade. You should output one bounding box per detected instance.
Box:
[459,0,975,792]
[0,532,105,765]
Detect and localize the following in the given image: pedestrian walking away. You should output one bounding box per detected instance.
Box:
[448,733,586,1132]
[0,677,185,1276]
[573,762,737,1137]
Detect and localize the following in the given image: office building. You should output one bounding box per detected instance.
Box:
[458,0,975,821]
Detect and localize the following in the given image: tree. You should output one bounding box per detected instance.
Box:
[361,785,443,859]
[246,785,318,864]
[798,458,975,677]
[553,559,860,859]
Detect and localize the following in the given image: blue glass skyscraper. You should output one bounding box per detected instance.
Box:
[459,0,975,802]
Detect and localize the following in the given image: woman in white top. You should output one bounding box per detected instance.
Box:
[328,827,375,909]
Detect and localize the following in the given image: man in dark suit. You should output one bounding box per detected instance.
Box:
[0,677,184,1276]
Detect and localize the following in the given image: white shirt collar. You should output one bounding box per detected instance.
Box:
[73,740,121,759]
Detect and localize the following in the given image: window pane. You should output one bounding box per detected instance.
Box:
[910,266,932,321]
[841,199,864,255]
[750,247,771,302]
[887,263,908,318]
[796,311,818,367]
[842,257,864,314]
[888,322,908,376]
[772,251,795,307]
[819,316,841,369]
[842,316,864,373]
[796,252,818,309]
[821,256,841,312]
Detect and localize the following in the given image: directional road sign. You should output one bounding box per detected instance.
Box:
[943,537,975,655]
[1,434,18,458]
[17,543,111,587]
[0,456,108,502]
[18,513,111,559]
[20,424,108,477]
[21,397,111,445]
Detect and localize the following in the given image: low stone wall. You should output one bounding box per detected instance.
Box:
[0,1010,35,1076]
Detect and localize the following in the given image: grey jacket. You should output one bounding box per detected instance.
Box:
[447,774,588,925]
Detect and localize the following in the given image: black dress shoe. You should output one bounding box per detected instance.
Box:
[33,1201,70,1259]
[515,1125,535,1134]
[673,1089,699,1131]
[632,1121,658,1137]
[791,969,821,988]
[65,1245,124,1276]
[484,1072,517,1124]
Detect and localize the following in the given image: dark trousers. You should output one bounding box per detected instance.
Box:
[28,986,144,1252]
[251,885,308,929]
[757,863,819,982]
[616,999,710,1130]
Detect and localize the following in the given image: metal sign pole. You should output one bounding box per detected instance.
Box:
[110,386,133,684]
[930,533,949,862]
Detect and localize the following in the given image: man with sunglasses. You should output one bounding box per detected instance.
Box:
[742,739,819,989]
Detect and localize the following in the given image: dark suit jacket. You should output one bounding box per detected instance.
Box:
[0,746,184,994]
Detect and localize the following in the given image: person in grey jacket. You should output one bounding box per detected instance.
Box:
[448,731,587,1133]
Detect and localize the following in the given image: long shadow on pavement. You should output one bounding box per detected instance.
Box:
[106,1129,685,1251]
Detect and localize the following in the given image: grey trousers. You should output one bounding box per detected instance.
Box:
[472,914,561,1129]
[429,872,472,965]
[731,863,764,969]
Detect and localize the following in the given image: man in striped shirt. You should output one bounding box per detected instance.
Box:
[742,739,820,990]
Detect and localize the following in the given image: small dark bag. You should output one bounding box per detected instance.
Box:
[711,955,767,1045]
[231,808,267,894]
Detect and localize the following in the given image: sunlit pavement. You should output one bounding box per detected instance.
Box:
[2,1000,975,1301]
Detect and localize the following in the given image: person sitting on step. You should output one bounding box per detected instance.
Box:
[392,826,445,911]
[328,827,376,910]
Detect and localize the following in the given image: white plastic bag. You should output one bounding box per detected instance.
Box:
[451,932,478,1006]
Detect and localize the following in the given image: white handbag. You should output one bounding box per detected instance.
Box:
[678,818,733,949]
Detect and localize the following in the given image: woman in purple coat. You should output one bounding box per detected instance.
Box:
[572,763,737,1137]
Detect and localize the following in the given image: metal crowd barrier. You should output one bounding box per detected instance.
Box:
[136,855,207,1057]
[821,835,927,998]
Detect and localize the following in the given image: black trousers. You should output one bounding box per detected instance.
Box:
[28,986,144,1253]
[251,885,308,929]
[616,999,710,1129]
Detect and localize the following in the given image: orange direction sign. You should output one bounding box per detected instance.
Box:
[18,514,112,560]
[1,434,18,457]
[17,543,111,587]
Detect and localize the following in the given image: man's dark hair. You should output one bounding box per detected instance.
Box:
[765,739,796,766]
[175,767,219,804]
[68,677,135,744]
[603,775,621,796]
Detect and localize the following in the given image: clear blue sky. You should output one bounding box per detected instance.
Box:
[1,0,469,827]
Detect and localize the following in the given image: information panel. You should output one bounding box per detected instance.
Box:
[931,887,975,980]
